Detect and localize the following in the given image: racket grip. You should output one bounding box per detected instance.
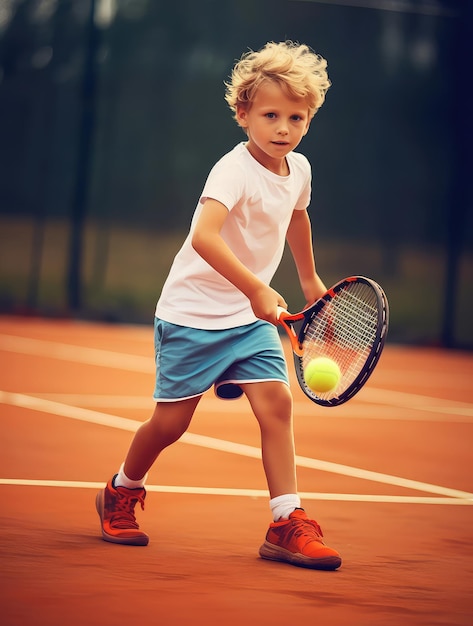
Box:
[276,306,289,321]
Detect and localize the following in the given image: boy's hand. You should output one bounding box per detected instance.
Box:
[249,285,287,325]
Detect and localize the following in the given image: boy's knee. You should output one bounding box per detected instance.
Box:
[244,381,293,421]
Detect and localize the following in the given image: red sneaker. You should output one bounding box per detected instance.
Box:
[96,476,149,546]
[259,508,341,570]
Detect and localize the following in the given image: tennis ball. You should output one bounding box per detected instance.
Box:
[304,357,341,393]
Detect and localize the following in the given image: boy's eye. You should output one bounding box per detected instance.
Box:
[265,112,276,119]
[291,115,303,121]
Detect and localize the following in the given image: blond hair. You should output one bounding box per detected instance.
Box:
[225,41,331,120]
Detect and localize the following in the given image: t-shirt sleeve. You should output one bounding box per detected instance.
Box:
[199,159,245,211]
[293,154,312,211]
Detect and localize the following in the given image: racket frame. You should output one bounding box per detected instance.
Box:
[278,276,389,407]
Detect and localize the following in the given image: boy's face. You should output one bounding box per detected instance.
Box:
[236,80,311,173]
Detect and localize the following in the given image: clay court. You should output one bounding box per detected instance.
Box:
[1,315,472,625]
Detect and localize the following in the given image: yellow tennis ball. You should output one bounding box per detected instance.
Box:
[304,357,341,393]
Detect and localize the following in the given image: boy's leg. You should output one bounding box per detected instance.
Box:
[241,381,297,498]
[242,381,342,570]
[96,396,201,545]
[122,396,201,480]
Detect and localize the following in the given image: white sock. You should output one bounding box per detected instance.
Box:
[114,463,148,489]
[270,494,301,521]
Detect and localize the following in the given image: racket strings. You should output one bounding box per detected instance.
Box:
[302,284,380,399]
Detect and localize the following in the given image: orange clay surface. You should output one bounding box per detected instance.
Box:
[1,315,472,626]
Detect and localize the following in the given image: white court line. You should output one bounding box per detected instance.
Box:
[1,390,473,502]
[0,334,152,372]
[360,387,473,418]
[0,478,472,505]
[2,333,473,420]
[18,392,473,423]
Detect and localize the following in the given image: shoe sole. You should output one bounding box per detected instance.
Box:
[95,491,149,546]
[259,540,342,571]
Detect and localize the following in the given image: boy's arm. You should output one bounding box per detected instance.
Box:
[191,198,287,324]
[286,208,327,307]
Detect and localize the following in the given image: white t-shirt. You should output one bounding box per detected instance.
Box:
[155,142,311,329]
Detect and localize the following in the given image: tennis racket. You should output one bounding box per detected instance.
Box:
[277,275,389,407]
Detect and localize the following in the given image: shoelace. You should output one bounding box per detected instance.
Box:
[289,517,324,546]
[110,490,145,529]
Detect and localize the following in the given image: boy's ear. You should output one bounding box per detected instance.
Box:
[302,117,312,136]
[236,104,249,128]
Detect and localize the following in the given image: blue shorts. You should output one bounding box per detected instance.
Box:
[153,317,289,401]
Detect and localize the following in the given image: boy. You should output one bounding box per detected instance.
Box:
[96,40,341,571]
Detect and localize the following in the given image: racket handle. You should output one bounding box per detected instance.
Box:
[276,306,289,321]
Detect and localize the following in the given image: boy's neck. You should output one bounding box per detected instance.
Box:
[245,143,290,176]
